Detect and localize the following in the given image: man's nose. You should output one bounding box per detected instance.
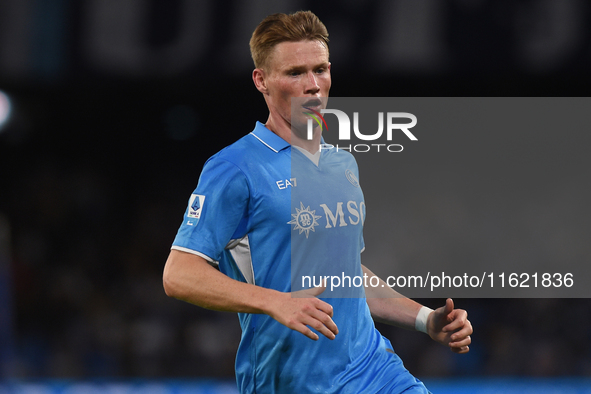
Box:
[304,72,320,94]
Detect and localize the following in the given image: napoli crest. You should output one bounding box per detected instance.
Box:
[345,169,360,187]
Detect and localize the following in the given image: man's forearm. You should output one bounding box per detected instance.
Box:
[361,264,424,331]
[163,249,339,341]
[163,249,280,314]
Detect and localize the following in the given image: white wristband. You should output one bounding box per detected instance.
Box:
[415,306,434,334]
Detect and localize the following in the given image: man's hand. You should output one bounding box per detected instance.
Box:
[426,298,472,354]
[267,286,339,341]
[164,250,338,341]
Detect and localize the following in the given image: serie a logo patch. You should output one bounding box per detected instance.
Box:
[187,194,205,219]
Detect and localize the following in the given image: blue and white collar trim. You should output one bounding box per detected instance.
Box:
[249,122,290,153]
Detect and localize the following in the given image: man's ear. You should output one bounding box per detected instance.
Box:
[253,68,268,94]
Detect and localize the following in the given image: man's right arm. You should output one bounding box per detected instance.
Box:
[163,249,338,341]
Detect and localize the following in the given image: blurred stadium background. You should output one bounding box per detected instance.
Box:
[1,0,591,392]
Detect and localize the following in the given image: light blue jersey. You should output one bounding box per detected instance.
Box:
[289,140,366,299]
[172,122,428,394]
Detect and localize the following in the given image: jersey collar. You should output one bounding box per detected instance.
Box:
[249,122,290,153]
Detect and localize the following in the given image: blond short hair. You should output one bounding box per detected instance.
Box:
[249,11,329,70]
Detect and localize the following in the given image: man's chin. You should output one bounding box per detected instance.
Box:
[290,125,308,141]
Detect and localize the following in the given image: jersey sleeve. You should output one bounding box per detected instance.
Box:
[171,156,249,264]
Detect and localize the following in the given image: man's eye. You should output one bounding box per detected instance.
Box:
[315,68,325,74]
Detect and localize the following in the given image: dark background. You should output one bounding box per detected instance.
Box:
[1,0,590,379]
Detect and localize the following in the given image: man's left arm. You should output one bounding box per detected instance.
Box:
[362,265,472,354]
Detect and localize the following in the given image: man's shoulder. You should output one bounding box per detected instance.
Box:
[203,126,288,180]
[212,133,258,161]
[209,122,289,165]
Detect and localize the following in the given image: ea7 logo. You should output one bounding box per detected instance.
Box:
[276,178,297,190]
[307,110,417,141]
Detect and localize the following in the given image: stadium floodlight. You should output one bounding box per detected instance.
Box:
[0,90,12,133]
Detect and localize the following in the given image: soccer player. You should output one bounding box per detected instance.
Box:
[163,11,472,393]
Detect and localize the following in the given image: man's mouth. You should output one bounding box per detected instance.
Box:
[303,98,322,110]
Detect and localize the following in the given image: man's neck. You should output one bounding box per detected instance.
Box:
[290,134,321,154]
[264,116,321,154]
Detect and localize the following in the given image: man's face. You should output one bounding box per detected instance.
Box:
[262,40,331,135]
